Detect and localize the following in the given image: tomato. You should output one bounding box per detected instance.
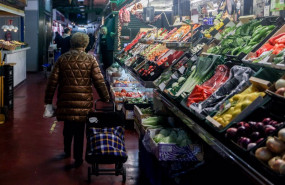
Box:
[121,89,127,93]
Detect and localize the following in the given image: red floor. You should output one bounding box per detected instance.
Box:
[0,73,145,185]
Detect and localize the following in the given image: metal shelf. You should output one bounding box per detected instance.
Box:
[153,89,275,185]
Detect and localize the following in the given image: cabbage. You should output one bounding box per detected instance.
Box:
[159,129,170,137]
[153,133,164,143]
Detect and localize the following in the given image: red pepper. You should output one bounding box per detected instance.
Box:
[256,43,274,57]
[269,33,285,45]
[272,44,285,55]
[275,35,285,45]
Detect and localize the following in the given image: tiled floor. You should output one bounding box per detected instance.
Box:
[0,72,148,185]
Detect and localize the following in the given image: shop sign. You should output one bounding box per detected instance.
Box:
[0,0,27,11]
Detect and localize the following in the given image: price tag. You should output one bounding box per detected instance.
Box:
[159,82,166,91]
[171,72,179,79]
[178,66,186,74]
[191,55,197,61]
[281,0,284,5]
[264,6,270,17]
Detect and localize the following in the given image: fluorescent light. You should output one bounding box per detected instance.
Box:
[78,0,84,2]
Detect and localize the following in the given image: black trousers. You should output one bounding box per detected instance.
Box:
[101,50,113,71]
[63,121,85,161]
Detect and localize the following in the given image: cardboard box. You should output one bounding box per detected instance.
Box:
[266,75,285,101]
[206,77,272,132]
[134,105,153,125]
[143,129,204,162]
[122,106,134,120]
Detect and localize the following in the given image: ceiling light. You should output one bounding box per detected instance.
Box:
[1,25,9,32]
[13,26,18,32]
[78,0,84,2]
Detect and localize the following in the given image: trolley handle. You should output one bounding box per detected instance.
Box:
[94,99,115,112]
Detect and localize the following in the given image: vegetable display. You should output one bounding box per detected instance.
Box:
[226,118,284,150]
[254,128,285,175]
[186,64,230,106]
[170,56,223,98]
[190,66,255,116]
[207,20,275,56]
[275,79,285,97]
[152,128,192,147]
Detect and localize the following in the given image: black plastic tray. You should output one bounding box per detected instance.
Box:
[225,104,285,153]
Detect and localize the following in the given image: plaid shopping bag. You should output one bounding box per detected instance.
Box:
[89,126,127,157]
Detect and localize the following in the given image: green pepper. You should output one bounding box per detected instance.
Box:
[231,47,241,55]
[273,56,283,64]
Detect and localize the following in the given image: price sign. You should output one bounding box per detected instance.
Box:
[281,0,284,4]
[159,82,166,91]
[171,72,179,79]
[264,6,270,17]
[178,66,186,74]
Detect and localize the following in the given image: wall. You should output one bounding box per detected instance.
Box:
[38,0,52,70]
[25,0,39,71]
[0,17,21,41]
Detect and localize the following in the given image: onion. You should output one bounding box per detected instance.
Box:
[237,126,246,136]
[256,138,264,144]
[247,143,256,150]
[262,118,272,125]
[279,162,285,174]
[275,79,285,89]
[255,122,264,132]
[226,127,238,139]
[266,137,285,154]
[250,132,260,142]
[268,156,284,172]
[255,147,273,161]
[237,121,246,127]
[238,137,251,148]
[264,125,276,135]
[276,87,285,96]
[278,128,285,142]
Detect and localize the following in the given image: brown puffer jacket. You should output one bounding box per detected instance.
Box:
[44,49,110,122]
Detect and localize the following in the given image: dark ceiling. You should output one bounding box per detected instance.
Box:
[53,0,109,24]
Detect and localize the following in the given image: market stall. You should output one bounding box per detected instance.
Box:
[0,2,29,87]
[111,5,285,184]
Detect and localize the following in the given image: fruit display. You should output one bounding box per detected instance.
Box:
[226,118,284,151]
[203,13,228,38]
[254,128,285,175]
[207,19,276,56]
[212,85,266,128]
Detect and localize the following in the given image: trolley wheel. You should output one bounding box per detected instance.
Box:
[88,166,92,183]
[122,166,126,183]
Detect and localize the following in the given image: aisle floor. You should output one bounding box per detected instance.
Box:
[0,72,149,185]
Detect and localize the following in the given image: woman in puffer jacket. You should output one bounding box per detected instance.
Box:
[44,32,110,168]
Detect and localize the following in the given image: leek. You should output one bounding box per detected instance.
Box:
[175,56,218,97]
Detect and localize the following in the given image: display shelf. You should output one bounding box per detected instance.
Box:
[117,60,155,88]
[153,89,276,185]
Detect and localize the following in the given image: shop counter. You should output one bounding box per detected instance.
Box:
[2,47,31,87]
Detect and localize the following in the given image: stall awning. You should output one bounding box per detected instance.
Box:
[0,3,25,17]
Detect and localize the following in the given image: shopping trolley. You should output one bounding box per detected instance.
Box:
[85,99,127,183]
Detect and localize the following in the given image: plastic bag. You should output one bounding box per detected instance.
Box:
[43,104,55,118]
